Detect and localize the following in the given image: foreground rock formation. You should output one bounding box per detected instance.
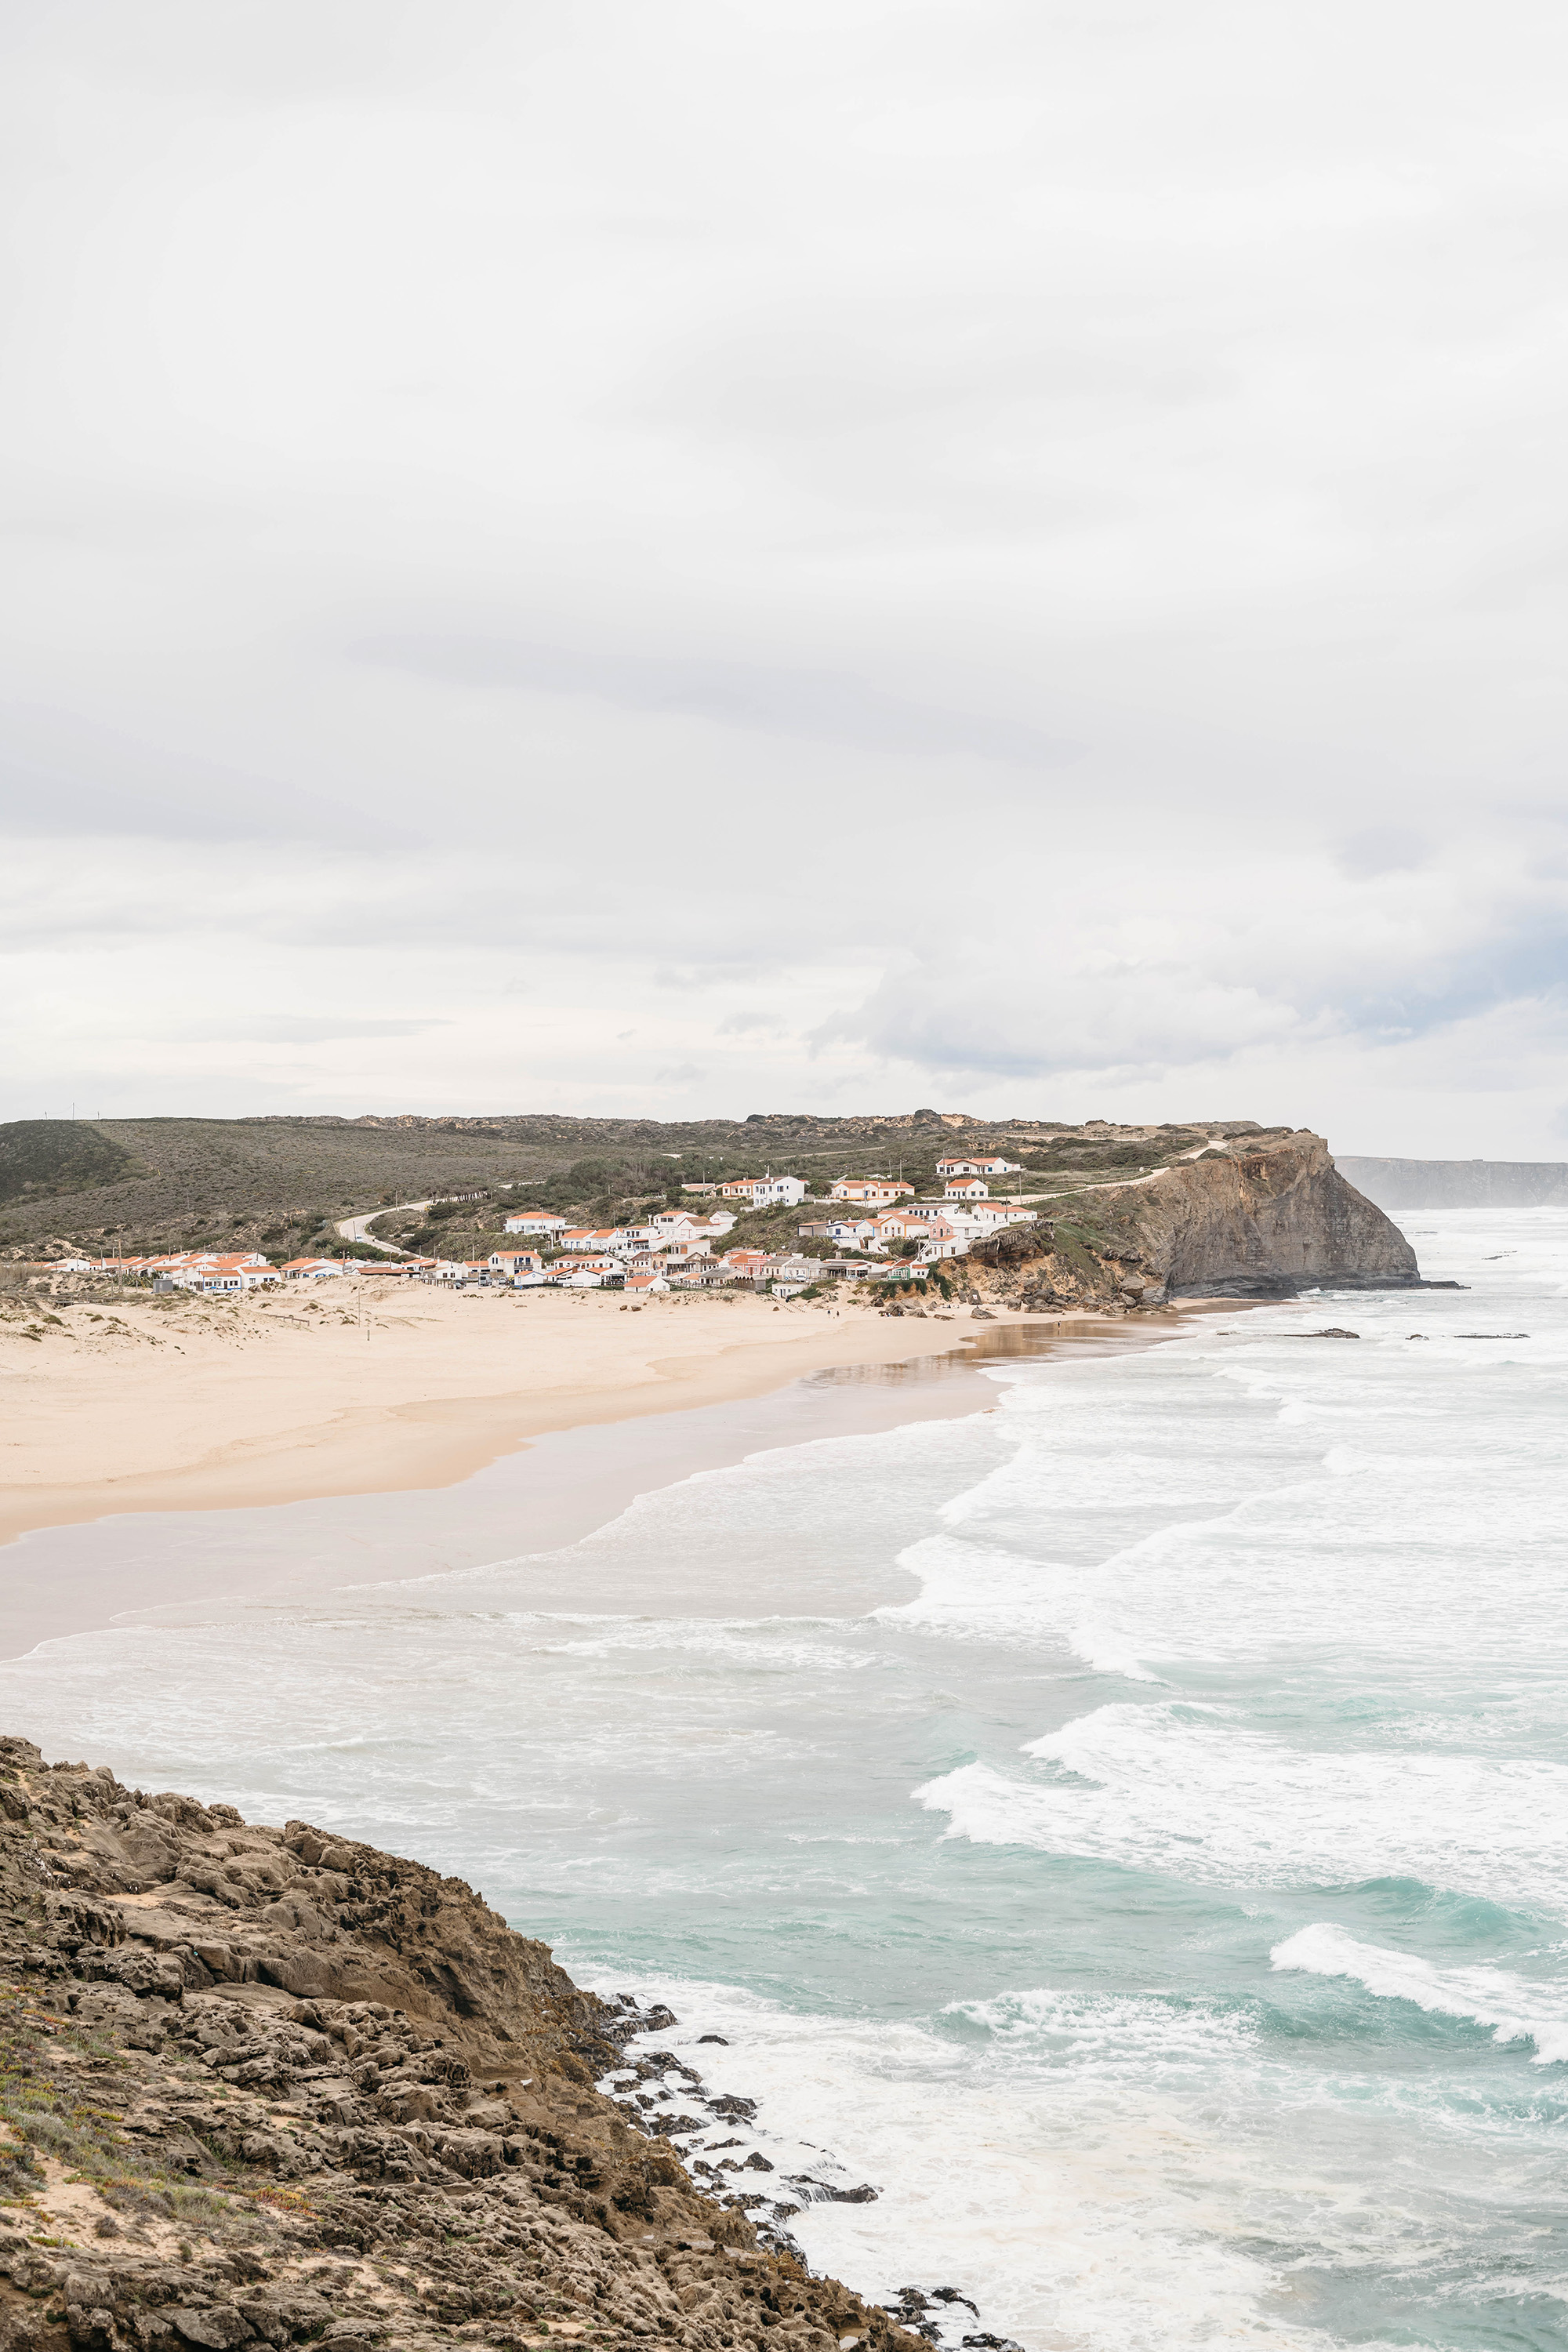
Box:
[0,1741,931,2352]
[965,1129,1420,1309]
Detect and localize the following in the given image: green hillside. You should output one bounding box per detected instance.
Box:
[0,1110,1265,1262]
[0,1120,140,1207]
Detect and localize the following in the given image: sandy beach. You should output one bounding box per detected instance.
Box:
[0,1279,1135,1552]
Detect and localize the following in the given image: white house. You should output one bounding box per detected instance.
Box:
[281,1258,351,1280]
[543,1254,619,1287]
[769,1254,825,1294]
[503,1210,570,1237]
[182,1261,282,1294]
[719,1174,808,1208]
[670,1259,732,1288]
[488,1246,544,1275]
[829,1176,915,1207]
[127,1249,281,1294]
[937,1156,1022,1177]
[804,1216,880,1252]
[870,1209,937,1244]
[659,1240,713,1269]
[906,1203,986,1247]
[650,1207,736,1241]
[943,1177,990,1200]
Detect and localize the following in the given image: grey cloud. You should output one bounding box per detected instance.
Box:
[9,1,1568,1147]
[815,999,1253,1087]
[0,705,400,848]
[1335,826,1430,879]
[825,891,1568,1087]
[355,636,1073,770]
[655,1062,706,1083]
[653,962,787,992]
[717,1011,788,1035]
[1322,940,1568,1038]
[0,844,846,964]
[172,1017,450,1044]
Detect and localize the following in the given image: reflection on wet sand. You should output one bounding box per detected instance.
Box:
[808,1314,1148,1383]
[2,1316,1166,1658]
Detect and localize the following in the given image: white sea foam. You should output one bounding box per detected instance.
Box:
[1065,1620,1161,1681]
[942,1982,1255,2074]
[601,1972,1408,2352]
[873,1534,1161,1679]
[888,1323,1568,1684]
[1272,1924,1568,2064]
[915,1705,1568,1906]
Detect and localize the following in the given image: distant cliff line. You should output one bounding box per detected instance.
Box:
[1338,1157,1568,1210]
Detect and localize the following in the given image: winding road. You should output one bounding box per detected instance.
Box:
[335,1201,430,1258]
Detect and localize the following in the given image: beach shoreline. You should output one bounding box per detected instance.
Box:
[0,1281,1191,1555]
[0,1290,1248,1660]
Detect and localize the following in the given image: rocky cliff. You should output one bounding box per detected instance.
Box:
[0,1741,933,2352]
[967,1130,1420,1308]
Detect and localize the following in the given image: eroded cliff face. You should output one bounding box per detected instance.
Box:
[967,1130,1418,1308]
[0,1740,931,2352]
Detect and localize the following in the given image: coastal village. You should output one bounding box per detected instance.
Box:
[49,1157,1044,1300]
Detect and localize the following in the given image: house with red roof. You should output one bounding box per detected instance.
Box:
[829,1176,915,1207]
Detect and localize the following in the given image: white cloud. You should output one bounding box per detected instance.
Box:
[3,0,1568,1152]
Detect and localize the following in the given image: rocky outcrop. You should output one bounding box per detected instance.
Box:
[968,1130,1421,1308]
[0,1740,931,2352]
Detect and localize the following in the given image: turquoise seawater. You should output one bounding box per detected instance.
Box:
[5,1207,1566,2352]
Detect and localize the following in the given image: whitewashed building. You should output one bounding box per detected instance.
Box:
[829,1176,915,1207]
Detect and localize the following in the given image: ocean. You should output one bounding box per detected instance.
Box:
[3,1206,1565,2352]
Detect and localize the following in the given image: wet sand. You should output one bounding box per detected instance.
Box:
[0,1316,1185,1661]
[1,1285,1104,1553]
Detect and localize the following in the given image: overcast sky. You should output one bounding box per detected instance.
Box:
[3,0,1566,1153]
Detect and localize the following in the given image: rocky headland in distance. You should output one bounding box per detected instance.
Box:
[964,1129,1431,1308]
